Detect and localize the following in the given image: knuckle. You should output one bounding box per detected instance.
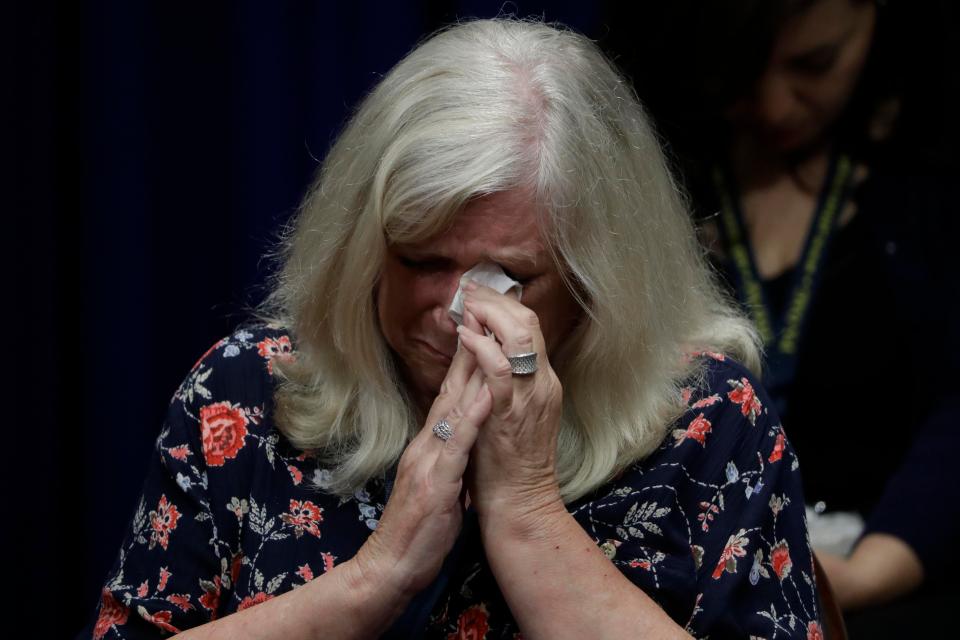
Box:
[447,403,466,422]
[493,360,514,379]
[513,332,534,349]
[520,308,540,328]
[436,380,454,402]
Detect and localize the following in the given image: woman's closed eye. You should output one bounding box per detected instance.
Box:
[500,268,534,285]
[399,255,451,272]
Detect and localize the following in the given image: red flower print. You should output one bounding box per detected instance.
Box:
[712,529,750,579]
[137,580,149,598]
[321,552,336,573]
[167,445,190,461]
[199,576,221,618]
[447,604,490,640]
[768,432,785,463]
[231,553,243,586]
[628,559,652,570]
[727,377,762,425]
[257,336,295,374]
[166,594,194,612]
[691,394,722,410]
[673,413,713,447]
[199,401,249,467]
[93,589,129,640]
[149,495,181,550]
[807,621,824,640]
[136,606,180,634]
[770,541,793,580]
[697,501,720,532]
[288,464,303,485]
[238,592,275,610]
[281,499,324,538]
[297,563,314,582]
[681,387,693,405]
[158,567,171,592]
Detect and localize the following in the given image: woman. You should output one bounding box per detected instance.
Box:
[604,0,960,623]
[82,19,820,638]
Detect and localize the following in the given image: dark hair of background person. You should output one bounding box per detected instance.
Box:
[600,0,959,213]
[8,2,601,637]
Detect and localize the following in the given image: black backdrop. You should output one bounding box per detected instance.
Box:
[10,2,600,636]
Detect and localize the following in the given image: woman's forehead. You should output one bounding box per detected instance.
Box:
[398,191,552,266]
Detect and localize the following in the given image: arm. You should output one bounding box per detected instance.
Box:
[458,286,819,638]
[86,331,492,639]
[818,395,960,610]
[174,554,409,639]
[478,495,689,639]
[817,534,923,611]
[456,288,689,638]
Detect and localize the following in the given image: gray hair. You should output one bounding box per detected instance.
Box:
[259,18,760,501]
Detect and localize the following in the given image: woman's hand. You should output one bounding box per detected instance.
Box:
[454,283,690,639]
[456,281,566,531]
[353,331,493,602]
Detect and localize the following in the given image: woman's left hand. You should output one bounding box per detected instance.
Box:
[456,281,565,529]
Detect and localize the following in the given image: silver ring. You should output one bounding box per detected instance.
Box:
[507,352,538,376]
[432,419,454,441]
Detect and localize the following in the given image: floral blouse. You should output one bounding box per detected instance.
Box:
[81,325,822,639]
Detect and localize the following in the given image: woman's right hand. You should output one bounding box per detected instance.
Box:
[352,326,493,601]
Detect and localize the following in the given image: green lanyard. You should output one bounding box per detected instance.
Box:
[712,153,854,410]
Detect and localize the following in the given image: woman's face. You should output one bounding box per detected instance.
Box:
[726,0,877,153]
[376,190,582,406]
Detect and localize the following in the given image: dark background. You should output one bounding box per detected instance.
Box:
[10,2,600,636]
[10,1,957,637]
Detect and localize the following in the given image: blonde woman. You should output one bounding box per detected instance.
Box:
[83,19,820,639]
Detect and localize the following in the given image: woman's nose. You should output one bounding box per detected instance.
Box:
[752,72,796,128]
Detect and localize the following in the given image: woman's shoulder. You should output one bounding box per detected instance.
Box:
[678,351,776,439]
[171,323,296,410]
[638,351,796,489]
[159,323,300,476]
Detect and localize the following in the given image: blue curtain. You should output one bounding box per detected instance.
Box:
[12,1,599,635]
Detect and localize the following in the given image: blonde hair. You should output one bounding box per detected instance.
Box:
[259,18,760,501]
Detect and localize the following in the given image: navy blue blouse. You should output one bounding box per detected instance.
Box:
[82,325,821,639]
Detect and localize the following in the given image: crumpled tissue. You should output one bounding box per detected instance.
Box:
[448,262,522,326]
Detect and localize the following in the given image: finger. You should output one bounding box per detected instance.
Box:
[462,308,484,336]
[432,381,492,482]
[417,340,479,444]
[434,364,483,453]
[463,287,546,366]
[456,324,514,415]
[461,360,485,406]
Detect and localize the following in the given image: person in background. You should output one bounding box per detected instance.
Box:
[604,0,960,633]
[79,18,823,640]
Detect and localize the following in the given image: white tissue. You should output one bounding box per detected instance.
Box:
[448,262,522,326]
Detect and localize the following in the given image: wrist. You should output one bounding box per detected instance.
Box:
[477,486,567,542]
[335,548,411,637]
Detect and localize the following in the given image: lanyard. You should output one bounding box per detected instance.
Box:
[712,153,854,413]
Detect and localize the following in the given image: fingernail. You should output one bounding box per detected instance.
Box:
[462,279,478,292]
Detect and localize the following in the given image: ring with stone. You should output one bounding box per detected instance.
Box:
[432,419,454,441]
[507,352,538,376]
